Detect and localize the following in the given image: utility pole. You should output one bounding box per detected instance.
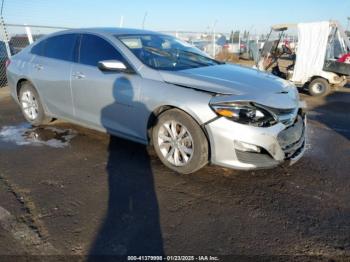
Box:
[119,16,124,28]
[238,31,241,55]
[24,24,33,44]
[142,12,148,29]
[212,20,218,58]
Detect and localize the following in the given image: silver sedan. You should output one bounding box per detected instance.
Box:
[6,28,306,174]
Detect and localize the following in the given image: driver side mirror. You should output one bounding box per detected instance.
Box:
[98,60,131,73]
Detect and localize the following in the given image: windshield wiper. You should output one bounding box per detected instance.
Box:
[142,46,224,69]
[175,49,224,65]
[144,46,223,65]
[144,46,172,57]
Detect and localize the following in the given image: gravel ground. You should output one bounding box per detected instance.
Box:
[0,85,349,261]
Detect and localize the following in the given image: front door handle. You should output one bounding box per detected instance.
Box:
[34,64,43,71]
[72,72,85,79]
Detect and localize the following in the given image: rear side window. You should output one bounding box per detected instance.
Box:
[42,34,77,61]
[31,40,46,56]
[79,34,125,66]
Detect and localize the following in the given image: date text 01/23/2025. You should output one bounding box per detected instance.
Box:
[127,256,220,261]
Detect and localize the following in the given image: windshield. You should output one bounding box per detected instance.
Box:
[326,27,350,60]
[261,29,284,57]
[117,34,221,71]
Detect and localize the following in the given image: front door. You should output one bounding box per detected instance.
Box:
[71,33,145,141]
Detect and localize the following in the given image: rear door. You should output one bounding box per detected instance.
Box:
[30,34,78,119]
[71,33,144,141]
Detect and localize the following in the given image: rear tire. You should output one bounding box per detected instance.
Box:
[18,82,52,126]
[152,109,208,174]
[308,78,330,97]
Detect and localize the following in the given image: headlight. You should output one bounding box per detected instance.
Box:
[210,101,277,127]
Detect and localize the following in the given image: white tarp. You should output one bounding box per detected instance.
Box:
[291,21,331,83]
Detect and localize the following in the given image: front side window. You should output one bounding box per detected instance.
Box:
[42,34,77,61]
[79,34,125,67]
[117,34,220,71]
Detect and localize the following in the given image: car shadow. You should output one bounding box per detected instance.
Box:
[88,76,164,259]
[308,87,350,141]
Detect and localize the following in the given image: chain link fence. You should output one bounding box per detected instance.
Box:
[0,22,69,87]
[160,30,264,63]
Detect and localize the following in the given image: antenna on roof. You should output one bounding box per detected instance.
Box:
[1,0,5,17]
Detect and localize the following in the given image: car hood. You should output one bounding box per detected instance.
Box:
[159,64,299,109]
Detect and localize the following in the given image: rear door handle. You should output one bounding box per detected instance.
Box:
[34,64,43,70]
[72,72,85,79]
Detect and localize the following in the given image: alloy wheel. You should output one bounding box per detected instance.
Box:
[21,90,39,120]
[157,120,194,166]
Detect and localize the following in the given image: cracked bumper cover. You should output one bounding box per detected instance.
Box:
[205,115,306,170]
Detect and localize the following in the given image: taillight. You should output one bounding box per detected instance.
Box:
[5,59,11,68]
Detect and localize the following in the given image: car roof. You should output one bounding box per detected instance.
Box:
[57,27,165,36]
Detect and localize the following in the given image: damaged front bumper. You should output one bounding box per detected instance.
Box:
[205,114,306,170]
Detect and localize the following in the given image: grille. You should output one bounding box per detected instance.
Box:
[277,115,305,158]
[258,105,298,127]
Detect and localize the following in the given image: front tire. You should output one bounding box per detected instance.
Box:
[308,78,330,97]
[152,109,208,174]
[19,82,52,126]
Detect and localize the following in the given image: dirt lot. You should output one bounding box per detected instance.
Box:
[0,81,350,261]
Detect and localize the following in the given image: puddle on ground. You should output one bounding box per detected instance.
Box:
[0,123,76,148]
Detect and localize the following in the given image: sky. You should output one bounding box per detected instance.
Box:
[2,0,350,34]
